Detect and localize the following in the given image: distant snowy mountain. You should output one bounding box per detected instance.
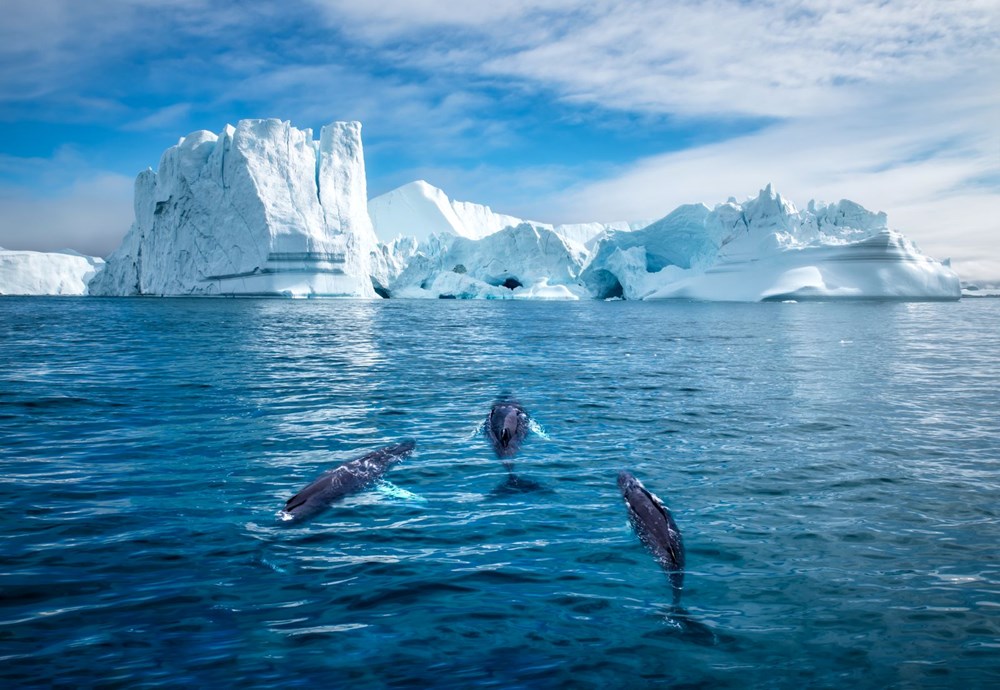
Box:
[90,119,381,297]
[0,248,104,295]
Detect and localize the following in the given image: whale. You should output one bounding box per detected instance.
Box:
[279,440,416,523]
[485,401,530,460]
[483,401,545,493]
[618,470,685,603]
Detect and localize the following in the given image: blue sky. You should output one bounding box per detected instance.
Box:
[1,0,998,280]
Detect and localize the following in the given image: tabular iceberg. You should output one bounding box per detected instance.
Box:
[90,119,380,297]
[0,249,104,296]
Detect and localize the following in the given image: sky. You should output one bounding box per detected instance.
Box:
[0,0,998,281]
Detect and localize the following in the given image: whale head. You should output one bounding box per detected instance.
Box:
[487,401,528,458]
[618,470,640,495]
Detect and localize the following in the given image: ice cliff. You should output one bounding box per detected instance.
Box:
[90,119,380,297]
[0,249,104,296]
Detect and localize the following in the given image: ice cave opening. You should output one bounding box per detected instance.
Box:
[371,278,391,299]
[588,269,625,300]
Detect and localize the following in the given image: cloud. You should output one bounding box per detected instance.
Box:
[122,103,193,132]
[308,0,1000,280]
[314,0,1000,119]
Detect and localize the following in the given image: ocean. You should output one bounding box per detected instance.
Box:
[1,297,998,688]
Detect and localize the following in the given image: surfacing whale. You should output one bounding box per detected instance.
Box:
[485,400,530,460]
[617,470,724,645]
[484,400,544,493]
[618,470,685,604]
[279,440,416,523]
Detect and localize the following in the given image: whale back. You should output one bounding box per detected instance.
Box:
[282,440,416,522]
[618,471,685,595]
[486,402,529,458]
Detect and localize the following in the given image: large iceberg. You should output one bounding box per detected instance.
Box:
[0,248,104,296]
[371,179,957,302]
[11,113,956,303]
[579,185,960,301]
[90,119,381,297]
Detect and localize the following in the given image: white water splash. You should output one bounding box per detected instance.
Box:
[376,480,427,503]
[528,419,552,440]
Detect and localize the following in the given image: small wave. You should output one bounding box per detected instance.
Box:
[462,418,486,441]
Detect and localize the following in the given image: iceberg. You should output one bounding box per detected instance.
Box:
[13,113,955,303]
[0,248,104,296]
[369,180,644,251]
[386,222,588,299]
[90,119,381,297]
[369,180,528,244]
[380,183,957,302]
[580,185,960,301]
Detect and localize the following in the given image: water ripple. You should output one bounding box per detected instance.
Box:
[0,298,998,687]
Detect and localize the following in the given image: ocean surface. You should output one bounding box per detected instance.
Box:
[1,297,998,688]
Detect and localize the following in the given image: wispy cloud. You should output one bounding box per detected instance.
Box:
[309,0,999,280]
[314,0,1000,118]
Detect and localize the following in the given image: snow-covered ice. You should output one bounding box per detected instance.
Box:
[385,222,588,299]
[579,185,960,302]
[90,119,381,297]
[369,180,645,251]
[375,181,957,302]
[369,180,528,244]
[0,249,104,295]
[5,114,960,303]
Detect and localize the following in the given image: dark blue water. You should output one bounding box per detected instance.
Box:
[1,298,998,688]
